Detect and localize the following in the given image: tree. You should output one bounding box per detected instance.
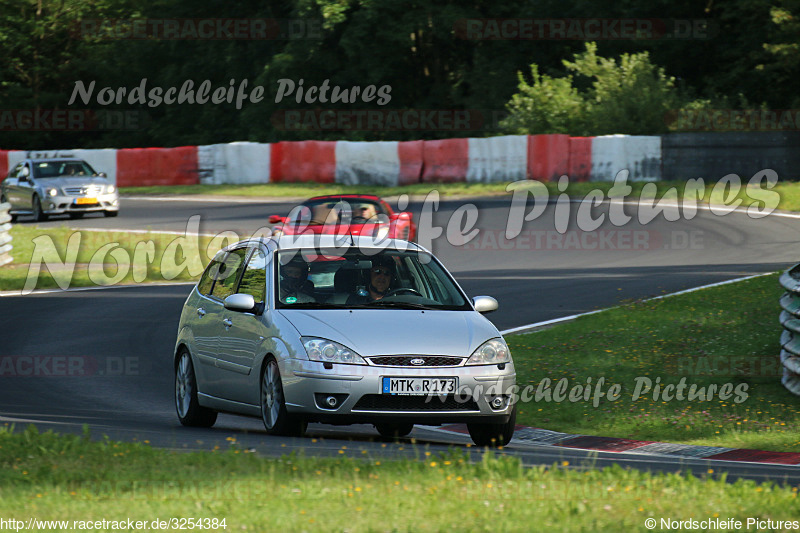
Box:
[501,42,685,136]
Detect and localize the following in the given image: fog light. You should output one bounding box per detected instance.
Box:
[326,396,338,408]
[490,397,504,409]
[49,203,55,209]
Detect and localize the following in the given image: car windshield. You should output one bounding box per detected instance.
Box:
[289,198,386,226]
[275,249,471,311]
[33,161,97,179]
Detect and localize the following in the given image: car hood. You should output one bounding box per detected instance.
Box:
[37,177,110,189]
[277,309,500,357]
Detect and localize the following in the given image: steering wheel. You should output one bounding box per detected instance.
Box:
[384,288,422,298]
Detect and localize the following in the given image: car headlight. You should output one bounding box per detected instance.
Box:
[106,185,116,194]
[466,338,511,365]
[47,188,58,197]
[302,337,366,365]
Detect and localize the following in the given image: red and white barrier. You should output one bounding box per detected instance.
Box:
[397,141,424,186]
[198,142,270,185]
[335,141,402,186]
[421,139,469,183]
[528,134,570,182]
[0,133,666,187]
[270,141,336,183]
[116,146,199,188]
[466,135,527,183]
[567,137,592,182]
[590,135,661,182]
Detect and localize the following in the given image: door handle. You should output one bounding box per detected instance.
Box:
[196,307,206,318]
[222,318,233,328]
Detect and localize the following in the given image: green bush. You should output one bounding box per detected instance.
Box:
[502,43,700,136]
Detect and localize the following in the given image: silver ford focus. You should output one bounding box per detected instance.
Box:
[174,236,517,446]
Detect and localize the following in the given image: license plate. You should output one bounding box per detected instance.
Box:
[382,377,457,395]
[75,197,97,205]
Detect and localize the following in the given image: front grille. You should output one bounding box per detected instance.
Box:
[353,394,478,411]
[368,356,464,367]
[64,186,103,196]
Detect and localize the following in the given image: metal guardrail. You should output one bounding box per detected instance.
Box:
[779,265,800,395]
[0,202,12,267]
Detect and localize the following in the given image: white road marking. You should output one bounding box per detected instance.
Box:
[500,272,775,336]
[0,282,194,297]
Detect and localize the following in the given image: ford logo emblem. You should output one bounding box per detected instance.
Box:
[410,358,425,366]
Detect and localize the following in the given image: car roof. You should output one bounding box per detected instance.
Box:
[222,235,424,254]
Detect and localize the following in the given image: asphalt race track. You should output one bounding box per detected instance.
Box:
[2,194,800,483]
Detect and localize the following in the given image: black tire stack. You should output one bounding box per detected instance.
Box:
[778,265,800,395]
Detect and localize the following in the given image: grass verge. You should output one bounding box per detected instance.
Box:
[508,274,799,452]
[0,425,797,532]
[121,179,797,213]
[0,225,215,292]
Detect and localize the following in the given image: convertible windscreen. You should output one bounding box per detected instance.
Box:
[290,199,386,226]
[275,250,471,311]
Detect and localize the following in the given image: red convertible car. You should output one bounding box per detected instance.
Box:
[268,195,416,241]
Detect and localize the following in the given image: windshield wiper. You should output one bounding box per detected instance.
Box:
[278,302,342,309]
[355,301,439,310]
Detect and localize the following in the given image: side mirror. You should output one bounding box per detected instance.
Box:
[472,295,498,314]
[268,215,284,224]
[19,167,30,181]
[224,293,256,312]
[98,172,107,178]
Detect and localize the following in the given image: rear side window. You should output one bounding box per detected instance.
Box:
[210,248,248,300]
[197,254,224,296]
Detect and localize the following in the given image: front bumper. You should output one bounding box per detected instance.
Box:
[281,358,517,425]
[42,193,120,214]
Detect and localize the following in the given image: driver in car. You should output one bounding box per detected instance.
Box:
[347,256,395,303]
[279,257,316,303]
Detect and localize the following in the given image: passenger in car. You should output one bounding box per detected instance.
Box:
[357,204,377,220]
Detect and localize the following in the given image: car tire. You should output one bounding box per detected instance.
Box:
[68,212,84,220]
[104,211,118,217]
[175,350,217,428]
[375,423,414,439]
[261,357,307,437]
[467,404,517,447]
[32,195,48,222]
